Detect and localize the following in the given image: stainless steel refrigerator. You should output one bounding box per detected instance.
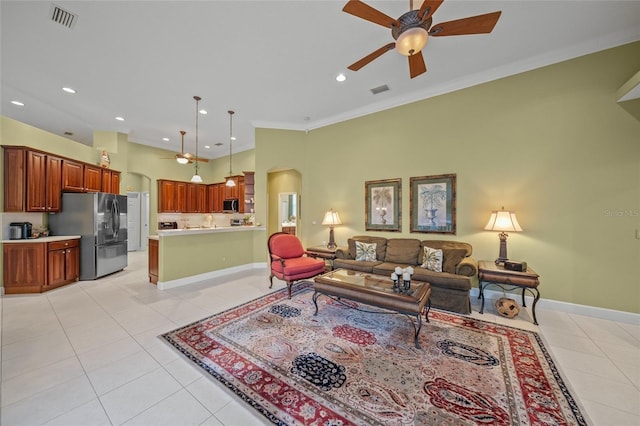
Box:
[49,192,128,280]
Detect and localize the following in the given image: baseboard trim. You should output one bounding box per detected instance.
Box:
[470,288,640,325]
[157,262,268,290]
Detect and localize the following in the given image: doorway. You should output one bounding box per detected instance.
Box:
[127,191,150,251]
[278,192,297,235]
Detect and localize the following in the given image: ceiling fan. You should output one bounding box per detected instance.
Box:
[163,130,209,164]
[343,0,501,78]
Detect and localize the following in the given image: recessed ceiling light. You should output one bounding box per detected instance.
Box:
[336,73,347,82]
[115,116,125,121]
[199,109,207,115]
[62,87,76,94]
[162,137,170,142]
[11,100,24,106]
[204,145,210,149]
[231,136,236,141]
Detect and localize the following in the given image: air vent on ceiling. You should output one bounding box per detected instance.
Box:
[50,5,77,29]
[214,142,223,146]
[370,85,389,95]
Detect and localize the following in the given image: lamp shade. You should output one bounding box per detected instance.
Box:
[225,178,236,187]
[322,210,342,226]
[190,174,203,183]
[176,157,189,165]
[396,27,428,56]
[484,208,522,232]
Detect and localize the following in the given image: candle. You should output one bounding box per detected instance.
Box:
[391,273,398,281]
[403,272,410,281]
[406,266,414,275]
[395,266,403,275]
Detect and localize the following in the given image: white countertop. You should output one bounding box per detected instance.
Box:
[156,225,265,237]
[2,236,81,243]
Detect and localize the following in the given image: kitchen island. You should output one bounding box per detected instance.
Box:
[148,225,266,289]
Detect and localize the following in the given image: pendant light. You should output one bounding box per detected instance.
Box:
[190,96,203,183]
[225,110,236,187]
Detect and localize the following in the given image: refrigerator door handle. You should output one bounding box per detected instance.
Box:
[112,198,120,240]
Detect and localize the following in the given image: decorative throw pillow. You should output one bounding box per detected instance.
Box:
[421,246,443,272]
[355,241,377,262]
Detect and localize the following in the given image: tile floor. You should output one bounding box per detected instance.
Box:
[1,251,638,425]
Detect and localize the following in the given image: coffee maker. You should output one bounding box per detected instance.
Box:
[9,222,32,239]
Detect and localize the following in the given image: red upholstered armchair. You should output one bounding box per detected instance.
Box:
[268,232,326,298]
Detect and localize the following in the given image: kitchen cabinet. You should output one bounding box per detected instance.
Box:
[46,239,79,289]
[2,238,80,294]
[62,159,85,191]
[3,146,26,211]
[148,238,158,284]
[224,175,244,199]
[26,150,62,212]
[101,169,120,194]
[3,242,46,294]
[187,183,207,213]
[84,164,102,192]
[158,179,187,212]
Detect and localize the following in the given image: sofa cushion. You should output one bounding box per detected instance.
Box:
[334,258,380,273]
[384,238,421,264]
[442,248,468,274]
[412,267,472,292]
[348,236,387,260]
[372,262,416,277]
[421,246,443,272]
[355,241,377,261]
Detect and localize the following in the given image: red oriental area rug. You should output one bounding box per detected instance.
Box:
[162,283,587,425]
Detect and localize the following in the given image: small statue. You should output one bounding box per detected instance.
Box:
[99,150,110,168]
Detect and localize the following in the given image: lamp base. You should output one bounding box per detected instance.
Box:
[327,227,337,250]
[495,232,509,265]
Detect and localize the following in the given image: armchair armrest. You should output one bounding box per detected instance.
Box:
[270,253,287,268]
[456,256,478,277]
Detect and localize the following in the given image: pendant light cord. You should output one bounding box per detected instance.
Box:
[194,96,201,175]
[228,110,234,176]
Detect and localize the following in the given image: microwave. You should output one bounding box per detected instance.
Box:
[223,198,238,212]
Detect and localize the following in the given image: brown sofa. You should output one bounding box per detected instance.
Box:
[333,236,477,314]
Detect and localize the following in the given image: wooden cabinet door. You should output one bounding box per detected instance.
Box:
[148,238,158,284]
[101,169,113,193]
[175,182,187,212]
[3,243,45,294]
[111,171,120,194]
[196,185,207,213]
[47,249,66,287]
[46,155,62,212]
[26,151,47,211]
[238,179,245,213]
[84,165,102,192]
[216,184,225,212]
[66,245,79,282]
[3,147,26,212]
[62,160,85,191]
[158,180,176,212]
[186,183,197,213]
[207,184,217,212]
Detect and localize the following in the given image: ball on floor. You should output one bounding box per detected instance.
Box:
[495,297,520,318]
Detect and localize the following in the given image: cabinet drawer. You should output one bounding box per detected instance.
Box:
[48,239,79,251]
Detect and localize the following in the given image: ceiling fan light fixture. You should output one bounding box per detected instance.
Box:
[396,26,428,56]
[176,156,189,165]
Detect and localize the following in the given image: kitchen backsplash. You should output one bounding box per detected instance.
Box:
[0,212,46,240]
[157,212,250,229]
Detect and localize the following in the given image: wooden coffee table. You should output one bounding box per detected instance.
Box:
[313,269,431,349]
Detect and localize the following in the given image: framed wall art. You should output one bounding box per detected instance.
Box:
[365,178,401,232]
[410,174,456,234]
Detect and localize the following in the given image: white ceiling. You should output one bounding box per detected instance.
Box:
[2,1,640,159]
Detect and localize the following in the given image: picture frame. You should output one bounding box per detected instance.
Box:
[365,178,402,232]
[410,174,456,234]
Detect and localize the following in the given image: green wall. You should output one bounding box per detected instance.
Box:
[254,42,640,314]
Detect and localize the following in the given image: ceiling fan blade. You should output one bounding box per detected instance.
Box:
[429,11,501,36]
[408,51,427,79]
[348,42,395,71]
[342,0,399,28]
[418,0,444,20]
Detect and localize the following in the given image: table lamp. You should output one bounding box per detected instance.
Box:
[322,209,342,249]
[484,207,522,264]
